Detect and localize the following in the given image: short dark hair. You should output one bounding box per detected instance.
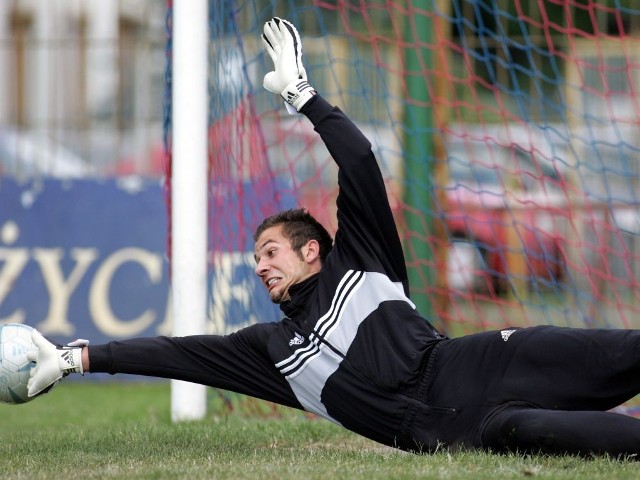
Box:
[253,208,333,263]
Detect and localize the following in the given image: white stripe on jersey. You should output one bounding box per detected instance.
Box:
[276,270,363,375]
[276,270,413,419]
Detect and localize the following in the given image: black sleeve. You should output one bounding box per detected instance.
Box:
[88,322,302,409]
[301,95,410,294]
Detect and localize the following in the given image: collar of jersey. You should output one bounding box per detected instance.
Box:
[279,272,319,318]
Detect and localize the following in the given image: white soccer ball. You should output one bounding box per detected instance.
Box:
[0,323,37,404]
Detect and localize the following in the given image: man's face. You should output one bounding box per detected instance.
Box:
[254,225,315,304]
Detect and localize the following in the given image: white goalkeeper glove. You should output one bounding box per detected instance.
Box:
[262,17,316,113]
[26,329,87,398]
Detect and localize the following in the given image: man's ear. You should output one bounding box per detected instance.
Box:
[302,239,320,265]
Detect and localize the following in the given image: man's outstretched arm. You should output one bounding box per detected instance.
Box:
[261,17,408,285]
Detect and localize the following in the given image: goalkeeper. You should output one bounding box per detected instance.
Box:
[28,17,640,457]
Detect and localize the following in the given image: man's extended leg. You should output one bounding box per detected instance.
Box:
[431,326,640,412]
[482,407,640,457]
[417,326,640,451]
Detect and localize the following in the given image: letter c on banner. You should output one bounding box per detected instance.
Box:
[90,247,162,337]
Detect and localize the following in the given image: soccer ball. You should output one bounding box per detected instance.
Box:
[0,323,37,404]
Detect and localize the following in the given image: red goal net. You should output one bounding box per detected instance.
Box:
[166,1,640,336]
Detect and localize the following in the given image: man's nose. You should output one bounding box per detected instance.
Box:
[255,258,268,277]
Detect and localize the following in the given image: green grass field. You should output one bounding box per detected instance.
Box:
[1,381,639,479]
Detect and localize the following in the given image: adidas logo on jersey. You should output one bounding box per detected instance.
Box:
[289,333,304,346]
[500,329,516,342]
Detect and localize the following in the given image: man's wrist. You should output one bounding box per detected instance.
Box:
[281,78,317,111]
[58,346,85,375]
[82,346,90,373]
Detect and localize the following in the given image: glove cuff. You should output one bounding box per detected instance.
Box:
[58,346,84,375]
[281,78,316,112]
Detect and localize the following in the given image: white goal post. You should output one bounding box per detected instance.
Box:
[170,0,208,422]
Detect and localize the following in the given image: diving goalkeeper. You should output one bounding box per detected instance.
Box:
[27,17,640,457]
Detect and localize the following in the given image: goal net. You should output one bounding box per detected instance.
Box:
[166,1,640,337]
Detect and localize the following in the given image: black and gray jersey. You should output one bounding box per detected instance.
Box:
[274,269,415,422]
[89,94,442,449]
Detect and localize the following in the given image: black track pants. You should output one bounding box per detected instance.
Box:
[408,326,640,455]
[483,407,640,457]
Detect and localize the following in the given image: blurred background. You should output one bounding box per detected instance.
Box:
[0,1,169,345]
[0,1,165,178]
